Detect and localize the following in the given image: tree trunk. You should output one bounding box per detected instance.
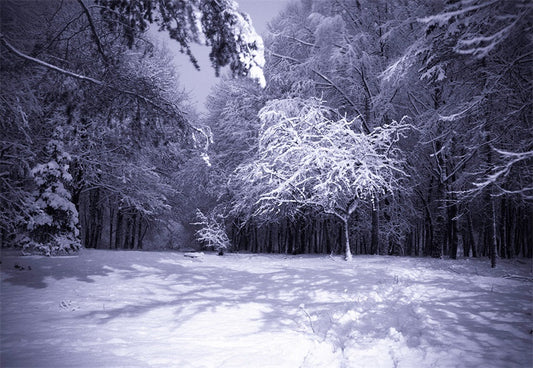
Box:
[136,213,143,249]
[448,202,458,259]
[371,198,379,255]
[342,217,352,261]
[115,209,123,250]
[491,198,497,268]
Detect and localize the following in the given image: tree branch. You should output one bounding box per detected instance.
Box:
[311,69,371,133]
[268,51,371,133]
[1,34,186,124]
[268,50,301,64]
[282,35,314,48]
[76,0,108,62]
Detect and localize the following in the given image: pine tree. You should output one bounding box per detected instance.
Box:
[24,139,81,256]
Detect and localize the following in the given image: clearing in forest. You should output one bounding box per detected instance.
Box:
[1,249,532,367]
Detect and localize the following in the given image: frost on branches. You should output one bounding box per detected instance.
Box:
[24,140,81,256]
[234,98,410,260]
[193,209,230,255]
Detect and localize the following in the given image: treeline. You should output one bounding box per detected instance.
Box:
[230,213,532,259]
[202,0,532,265]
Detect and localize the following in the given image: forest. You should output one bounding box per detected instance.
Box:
[1,0,532,268]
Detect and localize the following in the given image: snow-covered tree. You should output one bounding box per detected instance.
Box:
[234,98,410,260]
[261,0,436,255]
[206,77,266,174]
[193,209,230,255]
[24,139,81,256]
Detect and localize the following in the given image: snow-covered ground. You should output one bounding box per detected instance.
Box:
[1,249,532,368]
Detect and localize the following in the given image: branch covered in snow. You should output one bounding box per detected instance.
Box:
[233,98,411,223]
[469,148,533,200]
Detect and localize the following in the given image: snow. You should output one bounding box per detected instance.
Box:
[1,249,532,367]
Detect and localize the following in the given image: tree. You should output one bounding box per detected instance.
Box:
[262,0,433,254]
[24,139,81,256]
[193,209,230,255]
[234,98,410,260]
[205,76,266,174]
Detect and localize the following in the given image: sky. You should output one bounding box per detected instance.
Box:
[153,0,291,113]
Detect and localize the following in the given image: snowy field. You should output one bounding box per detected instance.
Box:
[1,249,532,368]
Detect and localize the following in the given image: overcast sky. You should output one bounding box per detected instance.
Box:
[153,0,291,113]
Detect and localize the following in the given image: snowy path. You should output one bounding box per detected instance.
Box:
[1,249,532,367]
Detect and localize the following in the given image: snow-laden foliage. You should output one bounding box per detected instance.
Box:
[233,98,410,259]
[193,209,230,255]
[24,139,80,256]
[238,98,409,218]
[96,0,266,87]
[420,0,529,59]
[470,148,533,200]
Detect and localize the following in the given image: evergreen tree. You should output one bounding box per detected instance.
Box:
[25,139,81,256]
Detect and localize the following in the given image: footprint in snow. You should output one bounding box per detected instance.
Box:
[59,300,79,311]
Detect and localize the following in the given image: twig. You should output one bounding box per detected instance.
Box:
[503,274,533,282]
[299,304,316,334]
[447,266,461,274]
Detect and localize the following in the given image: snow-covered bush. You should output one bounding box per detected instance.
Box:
[24,140,81,256]
[193,209,230,255]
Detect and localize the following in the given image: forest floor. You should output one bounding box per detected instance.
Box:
[1,249,532,368]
